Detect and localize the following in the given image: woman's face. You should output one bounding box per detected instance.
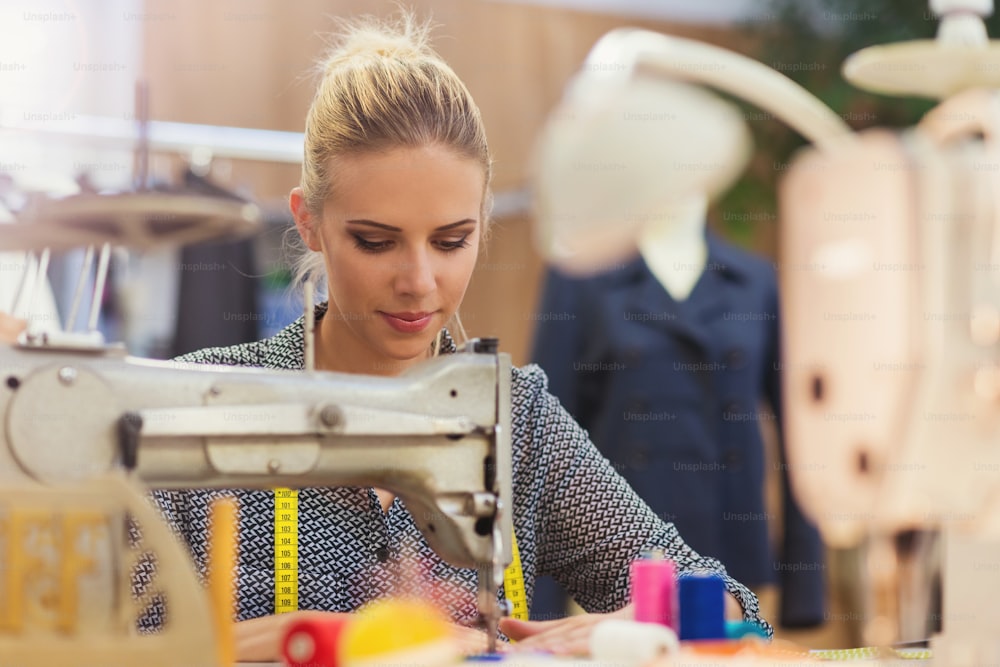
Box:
[293,144,484,366]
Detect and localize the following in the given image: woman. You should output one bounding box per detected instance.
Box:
[141,13,770,659]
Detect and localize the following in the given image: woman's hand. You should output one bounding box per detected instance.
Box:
[499,593,745,657]
[499,604,632,656]
[450,624,507,655]
[234,611,503,662]
[500,613,621,656]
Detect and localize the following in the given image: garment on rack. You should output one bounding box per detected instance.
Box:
[170,237,260,357]
[169,168,262,357]
[530,230,825,628]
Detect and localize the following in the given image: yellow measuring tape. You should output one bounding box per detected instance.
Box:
[503,531,528,621]
[810,647,932,661]
[273,488,527,621]
[274,488,298,614]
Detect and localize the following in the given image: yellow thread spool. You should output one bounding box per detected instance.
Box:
[209,498,237,667]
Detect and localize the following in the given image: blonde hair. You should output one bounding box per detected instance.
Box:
[291,12,491,346]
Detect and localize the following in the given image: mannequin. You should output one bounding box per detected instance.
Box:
[529,206,826,629]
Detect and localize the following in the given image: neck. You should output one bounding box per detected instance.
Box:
[637,196,707,247]
[636,196,708,302]
[312,312,430,376]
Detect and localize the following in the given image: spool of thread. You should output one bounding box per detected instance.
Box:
[340,599,458,667]
[725,619,769,640]
[282,615,351,667]
[589,619,679,663]
[208,498,237,667]
[630,556,677,630]
[678,573,726,640]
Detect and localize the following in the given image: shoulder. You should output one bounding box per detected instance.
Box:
[510,363,581,439]
[511,363,550,407]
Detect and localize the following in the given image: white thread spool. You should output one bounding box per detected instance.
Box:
[589,619,680,664]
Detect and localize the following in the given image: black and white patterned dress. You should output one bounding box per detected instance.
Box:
[139,303,770,637]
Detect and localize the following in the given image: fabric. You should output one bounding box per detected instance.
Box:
[530,232,825,628]
[170,237,260,358]
[136,302,771,638]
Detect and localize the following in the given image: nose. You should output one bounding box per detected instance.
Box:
[393,247,436,298]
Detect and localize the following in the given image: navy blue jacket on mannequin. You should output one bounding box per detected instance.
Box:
[530,230,825,628]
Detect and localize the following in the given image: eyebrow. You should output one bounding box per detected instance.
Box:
[345,219,477,232]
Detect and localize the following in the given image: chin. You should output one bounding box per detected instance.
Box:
[381,336,436,362]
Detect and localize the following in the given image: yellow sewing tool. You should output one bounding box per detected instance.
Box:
[209,497,237,667]
[503,531,527,621]
[274,488,298,614]
[810,646,932,661]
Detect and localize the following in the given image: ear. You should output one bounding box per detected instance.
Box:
[289,187,322,252]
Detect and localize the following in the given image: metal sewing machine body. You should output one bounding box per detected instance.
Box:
[0,335,513,652]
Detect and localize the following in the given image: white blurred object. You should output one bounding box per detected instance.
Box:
[11,192,262,252]
[780,86,1000,662]
[0,191,259,348]
[486,0,770,25]
[0,112,305,165]
[533,75,750,274]
[532,28,852,276]
[0,250,61,334]
[781,88,1000,546]
[845,0,1000,98]
[589,619,679,663]
[780,128,918,548]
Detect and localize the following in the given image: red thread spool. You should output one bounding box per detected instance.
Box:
[282,616,351,667]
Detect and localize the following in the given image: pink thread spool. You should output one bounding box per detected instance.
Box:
[630,555,678,631]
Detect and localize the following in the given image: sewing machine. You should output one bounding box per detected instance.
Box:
[0,187,513,664]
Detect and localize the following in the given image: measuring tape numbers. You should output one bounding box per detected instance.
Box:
[274,488,298,614]
[503,530,528,621]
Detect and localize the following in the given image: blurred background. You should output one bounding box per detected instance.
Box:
[1,0,984,649]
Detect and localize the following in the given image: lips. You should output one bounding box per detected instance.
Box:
[379,311,435,334]
[384,311,432,322]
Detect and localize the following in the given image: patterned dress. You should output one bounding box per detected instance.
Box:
[137,303,770,637]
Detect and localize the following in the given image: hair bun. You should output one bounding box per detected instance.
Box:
[322,14,434,74]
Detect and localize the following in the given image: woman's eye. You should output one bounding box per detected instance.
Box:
[435,235,471,251]
[351,234,392,252]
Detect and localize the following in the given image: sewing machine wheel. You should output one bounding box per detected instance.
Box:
[6,363,120,484]
[5,192,262,251]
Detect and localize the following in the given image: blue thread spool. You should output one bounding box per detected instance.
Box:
[678,573,726,640]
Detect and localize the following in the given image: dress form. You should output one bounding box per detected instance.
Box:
[636,195,709,302]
